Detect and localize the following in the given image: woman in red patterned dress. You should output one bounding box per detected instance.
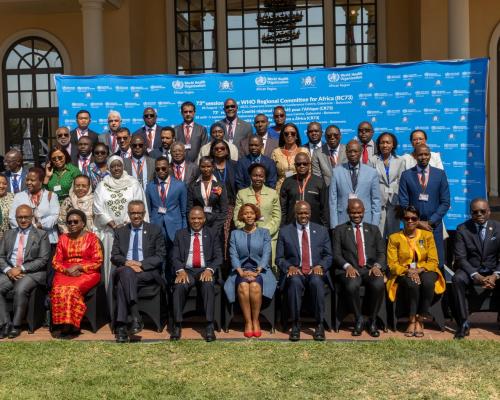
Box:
[51,209,103,338]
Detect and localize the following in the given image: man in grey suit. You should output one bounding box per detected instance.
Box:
[123,135,156,190]
[312,125,347,186]
[174,101,208,163]
[218,98,252,147]
[237,113,279,159]
[170,142,199,185]
[133,107,163,153]
[98,110,122,154]
[0,205,50,338]
[329,140,381,229]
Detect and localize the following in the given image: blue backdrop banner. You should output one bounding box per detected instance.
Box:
[55,58,488,228]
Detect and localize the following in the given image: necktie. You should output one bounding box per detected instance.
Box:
[147,128,153,149]
[479,225,486,243]
[192,232,201,268]
[350,166,358,191]
[301,225,311,274]
[16,232,25,266]
[329,149,337,167]
[81,157,89,173]
[136,159,143,185]
[419,170,426,189]
[175,164,182,180]
[132,228,140,261]
[12,174,19,193]
[184,125,191,144]
[160,181,166,203]
[112,135,117,152]
[227,121,234,141]
[355,225,366,267]
[362,144,369,164]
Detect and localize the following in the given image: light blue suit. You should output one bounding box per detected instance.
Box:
[329,162,381,228]
[224,228,277,304]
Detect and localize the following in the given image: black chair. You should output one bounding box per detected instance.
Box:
[280,284,333,332]
[6,284,47,333]
[333,281,388,332]
[223,293,276,333]
[388,293,446,332]
[136,283,169,333]
[82,282,109,333]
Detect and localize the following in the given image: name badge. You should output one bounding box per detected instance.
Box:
[419,193,429,202]
[285,170,294,178]
[410,262,417,269]
[158,207,167,214]
[204,206,213,213]
[348,193,358,199]
[384,187,393,194]
[53,185,62,192]
[184,144,192,150]
[259,216,265,221]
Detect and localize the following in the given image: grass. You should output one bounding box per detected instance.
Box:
[0,340,499,399]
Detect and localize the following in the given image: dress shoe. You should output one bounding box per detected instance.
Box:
[128,318,144,336]
[170,324,181,341]
[289,324,300,342]
[454,321,470,340]
[8,326,21,339]
[115,325,129,343]
[0,324,9,339]
[313,324,325,341]
[205,324,216,342]
[253,330,262,338]
[367,320,380,338]
[352,317,364,336]
[244,331,253,338]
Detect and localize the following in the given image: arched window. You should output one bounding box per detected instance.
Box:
[2,36,63,164]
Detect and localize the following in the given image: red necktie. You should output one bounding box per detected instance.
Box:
[148,128,153,149]
[362,144,369,164]
[355,225,366,267]
[301,226,311,274]
[192,232,201,268]
[419,170,426,189]
[16,232,25,266]
[184,124,191,144]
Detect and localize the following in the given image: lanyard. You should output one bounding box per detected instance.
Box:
[215,167,227,183]
[418,168,430,192]
[53,168,68,185]
[157,177,171,207]
[381,155,391,181]
[403,231,419,263]
[296,174,311,201]
[131,158,145,178]
[201,180,214,206]
[29,190,42,208]
[253,188,262,207]
[281,147,297,170]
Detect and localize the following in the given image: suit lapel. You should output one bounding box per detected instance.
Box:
[342,165,354,193]
[289,225,301,259]
[345,224,357,250]
[23,229,35,257]
[375,159,388,185]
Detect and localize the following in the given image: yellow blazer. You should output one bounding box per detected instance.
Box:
[386,229,446,302]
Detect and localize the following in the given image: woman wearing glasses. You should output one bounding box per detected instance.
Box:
[58,175,95,234]
[85,143,110,190]
[271,123,308,193]
[44,145,81,204]
[386,206,445,337]
[197,122,239,163]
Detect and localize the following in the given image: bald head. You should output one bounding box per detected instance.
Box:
[346,140,362,165]
[295,201,311,225]
[4,149,23,172]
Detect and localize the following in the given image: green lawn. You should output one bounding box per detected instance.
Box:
[0,340,498,399]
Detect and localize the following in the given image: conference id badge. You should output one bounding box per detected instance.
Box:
[184,144,192,150]
[419,193,429,202]
[385,187,393,194]
[410,262,417,269]
[259,216,265,221]
[285,170,294,178]
[53,185,62,192]
[204,206,213,213]
[348,193,358,199]
[158,207,167,214]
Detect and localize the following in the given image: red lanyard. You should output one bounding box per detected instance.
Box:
[201,180,213,206]
[281,147,297,169]
[30,191,42,208]
[131,158,145,177]
[296,174,311,201]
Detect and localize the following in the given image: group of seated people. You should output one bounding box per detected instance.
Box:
[0,99,497,342]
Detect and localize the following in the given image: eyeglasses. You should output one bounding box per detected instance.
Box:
[284,132,297,137]
[143,114,155,118]
[57,134,69,138]
[129,211,145,216]
[327,134,341,138]
[131,143,144,148]
[274,114,285,117]
[93,151,108,156]
[295,162,310,166]
[16,216,32,220]
[225,105,236,109]
[117,137,128,141]
[214,147,226,151]
[51,156,65,161]
[471,209,488,215]
[108,119,120,123]
[212,129,224,134]
[67,220,80,225]
[358,128,373,133]
[403,216,418,222]
[155,166,169,172]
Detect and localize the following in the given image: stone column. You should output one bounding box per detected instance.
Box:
[448,0,470,59]
[79,0,106,74]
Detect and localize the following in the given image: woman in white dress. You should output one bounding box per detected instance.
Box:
[401,129,444,170]
[93,156,148,292]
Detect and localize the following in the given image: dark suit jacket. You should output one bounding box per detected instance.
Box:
[133,125,163,150]
[5,167,28,193]
[187,179,228,234]
[0,228,50,284]
[276,222,333,288]
[398,166,450,227]
[70,129,99,145]
[235,155,278,191]
[214,160,238,205]
[149,147,172,162]
[332,221,386,273]
[280,174,329,227]
[171,161,199,185]
[110,222,166,272]
[174,122,208,163]
[454,219,500,276]
[237,134,279,159]
[218,117,253,147]
[172,227,223,273]
[123,156,156,184]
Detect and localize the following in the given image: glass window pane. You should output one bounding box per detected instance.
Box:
[191,31,203,50]
[353,25,362,44]
[245,49,259,66]
[7,75,18,91]
[308,7,323,25]
[189,12,203,30]
[20,92,33,108]
[203,12,215,30]
[226,0,241,11]
[244,30,259,47]
[364,5,376,24]
[261,48,275,66]
[335,6,347,24]
[8,93,19,108]
[229,50,243,68]
[176,0,189,11]
[308,27,323,45]
[336,26,346,44]
[294,27,307,45]
[348,6,362,24]
[5,51,20,69]
[37,91,49,108]
[292,46,307,65]
[227,10,243,29]
[336,46,346,64]
[190,51,204,69]
[365,25,377,44]
[204,50,215,69]
[308,46,323,65]
[177,13,189,31]
[349,45,363,64]
[177,32,189,50]
[20,75,32,91]
[189,0,201,11]
[36,74,49,90]
[204,31,215,50]
[243,10,258,28]
[228,30,243,48]
[276,47,291,66]
[364,44,377,62]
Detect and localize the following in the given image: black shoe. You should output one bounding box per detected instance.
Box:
[205,324,216,342]
[289,324,301,342]
[313,324,325,341]
[352,316,364,336]
[8,326,21,339]
[170,324,181,341]
[128,318,144,336]
[454,321,470,340]
[115,325,129,343]
[367,320,380,338]
[0,324,9,339]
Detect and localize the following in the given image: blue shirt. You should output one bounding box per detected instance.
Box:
[126,224,144,262]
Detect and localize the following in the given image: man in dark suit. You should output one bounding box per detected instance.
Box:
[333,199,386,337]
[74,136,94,173]
[312,125,347,186]
[237,113,279,159]
[70,110,99,146]
[280,152,329,226]
[114,127,132,159]
[218,98,252,147]
[304,122,323,158]
[133,107,163,154]
[98,110,122,154]
[4,149,28,193]
[235,136,277,190]
[111,200,167,343]
[276,201,333,341]
[170,142,199,185]
[123,135,156,190]
[355,121,376,164]
[174,101,208,163]
[149,127,175,161]
[0,205,50,338]
[452,198,500,339]
[399,144,450,267]
[170,207,223,341]
[55,126,78,163]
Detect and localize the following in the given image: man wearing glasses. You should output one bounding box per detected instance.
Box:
[355,121,376,164]
[452,198,500,339]
[114,128,132,159]
[174,101,208,163]
[99,110,122,153]
[123,135,155,190]
[55,127,77,162]
[70,110,98,146]
[133,107,163,154]
[218,98,252,147]
[312,125,347,186]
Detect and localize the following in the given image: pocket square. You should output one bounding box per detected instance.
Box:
[491,236,496,241]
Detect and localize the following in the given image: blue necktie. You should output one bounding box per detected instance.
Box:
[479,225,486,243]
[132,228,140,261]
[12,175,19,193]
